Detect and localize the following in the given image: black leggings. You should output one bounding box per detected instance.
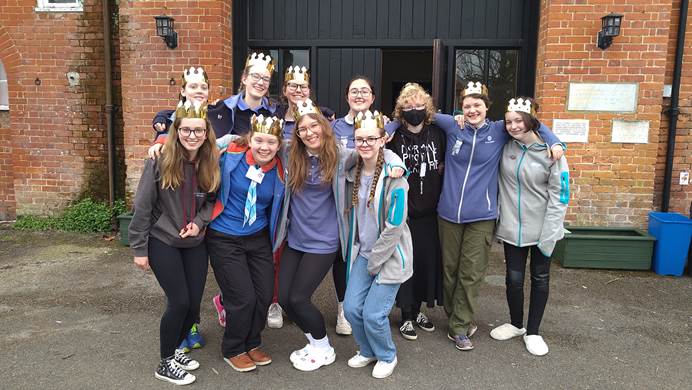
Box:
[278,246,337,340]
[148,237,209,359]
[332,251,347,302]
[503,243,551,335]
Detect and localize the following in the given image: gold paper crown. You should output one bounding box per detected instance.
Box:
[285,66,309,83]
[251,114,283,137]
[293,98,322,122]
[182,67,208,85]
[507,97,536,116]
[354,110,385,131]
[462,81,489,97]
[175,99,208,120]
[246,52,275,73]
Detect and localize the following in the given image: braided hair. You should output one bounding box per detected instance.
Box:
[351,144,386,209]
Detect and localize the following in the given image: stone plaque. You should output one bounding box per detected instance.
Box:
[552,119,589,143]
[567,83,638,112]
[611,120,649,144]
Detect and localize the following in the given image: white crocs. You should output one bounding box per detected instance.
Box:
[524,334,549,356]
[289,344,311,364]
[292,346,336,372]
[490,323,527,341]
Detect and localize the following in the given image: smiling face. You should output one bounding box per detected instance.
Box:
[283,79,311,105]
[177,118,208,155]
[181,80,209,105]
[354,125,385,162]
[346,79,375,114]
[461,96,489,127]
[242,65,272,100]
[296,115,324,154]
[504,110,538,144]
[249,132,280,166]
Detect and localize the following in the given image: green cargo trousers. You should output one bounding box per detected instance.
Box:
[438,217,495,336]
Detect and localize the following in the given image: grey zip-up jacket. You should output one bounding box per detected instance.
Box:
[275,145,406,263]
[495,139,570,257]
[343,161,413,284]
[129,158,215,257]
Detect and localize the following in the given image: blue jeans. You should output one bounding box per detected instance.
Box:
[343,256,400,363]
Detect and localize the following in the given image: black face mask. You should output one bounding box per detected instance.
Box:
[402,109,426,126]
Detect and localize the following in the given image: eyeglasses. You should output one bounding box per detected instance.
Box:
[348,88,372,98]
[286,82,310,92]
[354,136,383,146]
[178,127,207,137]
[248,72,271,84]
[296,122,321,136]
[402,105,426,111]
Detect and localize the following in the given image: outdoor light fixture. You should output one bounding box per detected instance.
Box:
[597,13,623,50]
[154,15,178,49]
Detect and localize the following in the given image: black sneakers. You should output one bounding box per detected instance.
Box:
[174,349,200,371]
[399,320,418,340]
[415,312,435,332]
[155,357,196,385]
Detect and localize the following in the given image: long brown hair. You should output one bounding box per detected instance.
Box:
[350,128,386,209]
[160,117,220,192]
[287,113,338,191]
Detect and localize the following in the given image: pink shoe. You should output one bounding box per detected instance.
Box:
[212,294,226,327]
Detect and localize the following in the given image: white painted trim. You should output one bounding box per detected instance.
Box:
[35,0,83,12]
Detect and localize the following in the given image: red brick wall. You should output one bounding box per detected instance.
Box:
[0,26,20,220]
[535,1,673,227]
[655,0,692,216]
[0,0,114,218]
[119,0,233,199]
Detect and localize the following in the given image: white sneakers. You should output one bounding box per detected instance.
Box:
[490,323,526,340]
[371,357,398,379]
[490,323,549,356]
[347,352,397,379]
[267,302,283,329]
[523,335,549,356]
[347,352,376,368]
[336,302,352,335]
[292,345,336,371]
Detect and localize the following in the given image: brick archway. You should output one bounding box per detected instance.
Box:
[0,25,23,220]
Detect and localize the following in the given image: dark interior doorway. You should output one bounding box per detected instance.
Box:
[380,49,433,116]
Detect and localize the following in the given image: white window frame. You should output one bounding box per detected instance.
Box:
[0,62,7,111]
[35,0,83,12]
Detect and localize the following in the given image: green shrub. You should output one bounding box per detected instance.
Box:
[13,198,128,233]
[13,215,60,231]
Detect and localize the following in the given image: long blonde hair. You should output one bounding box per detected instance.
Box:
[393,82,435,126]
[288,113,338,191]
[160,117,220,192]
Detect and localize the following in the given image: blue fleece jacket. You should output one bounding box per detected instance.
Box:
[433,114,562,224]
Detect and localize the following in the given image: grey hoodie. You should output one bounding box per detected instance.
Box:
[129,158,215,257]
[495,139,570,257]
[343,158,414,284]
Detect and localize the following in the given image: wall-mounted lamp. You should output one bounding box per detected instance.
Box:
[154,15,178,49]
[597,13,623,50]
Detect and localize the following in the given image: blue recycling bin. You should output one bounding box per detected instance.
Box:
[648,211,692,276]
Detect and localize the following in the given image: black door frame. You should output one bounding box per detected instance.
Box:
[232,2,539,113]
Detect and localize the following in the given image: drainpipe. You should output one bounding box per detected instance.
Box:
[662,0,688,212]
[102,0,115,206]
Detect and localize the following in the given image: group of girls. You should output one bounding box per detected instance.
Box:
[130,50,569,386]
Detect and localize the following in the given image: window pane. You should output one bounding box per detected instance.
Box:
[0,61,7,109]
[454,49,518,120]
[48,0,79,4]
